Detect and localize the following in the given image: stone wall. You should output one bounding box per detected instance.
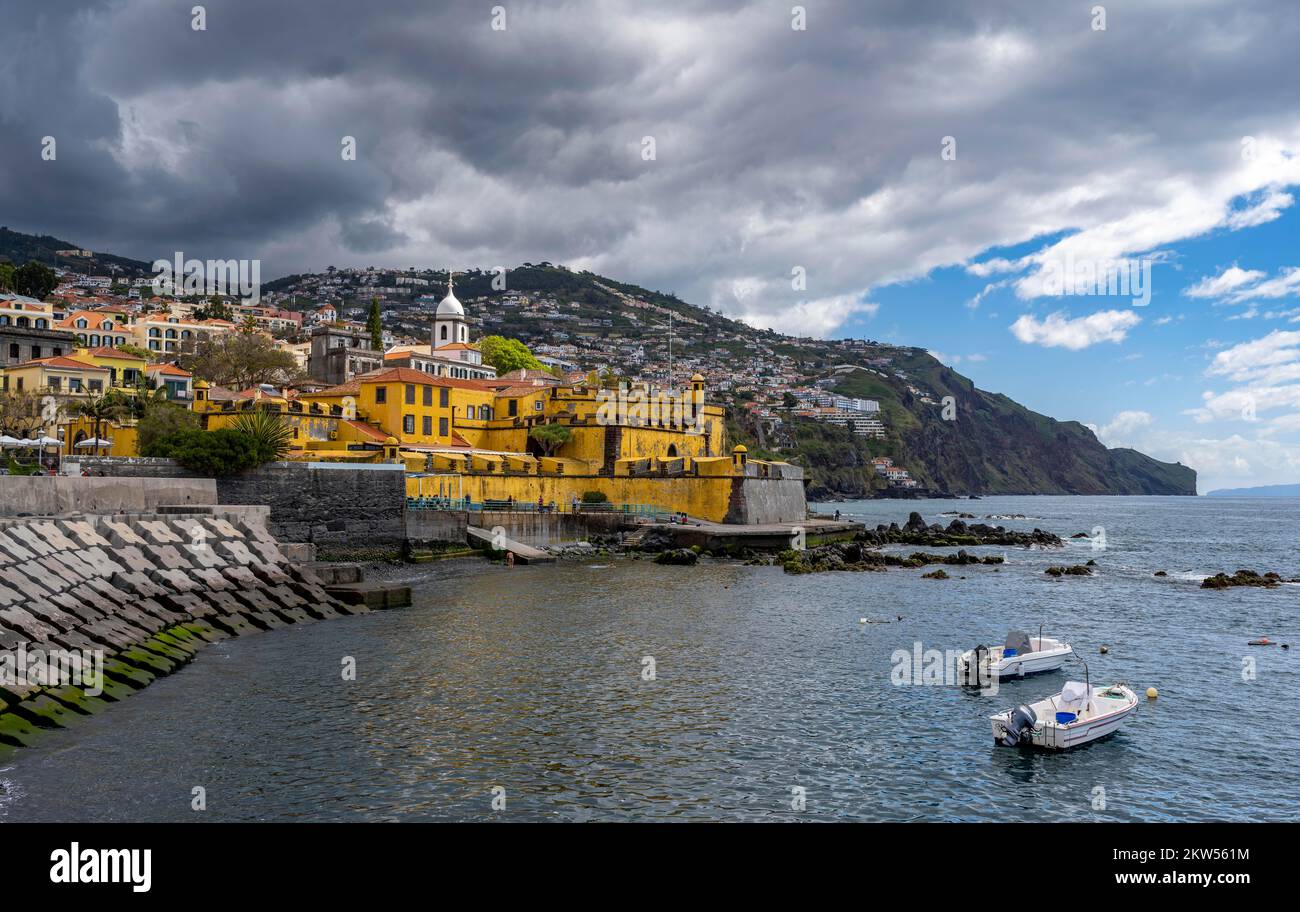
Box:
[70,458,406,551]
[724,477,809,525]
[0,511,361,748]
[0,474,216,516]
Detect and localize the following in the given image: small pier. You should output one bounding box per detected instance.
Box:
[465,525,556,563]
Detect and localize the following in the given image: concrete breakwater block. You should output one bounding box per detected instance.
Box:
[0,512,361,751]
[324,583,412,610]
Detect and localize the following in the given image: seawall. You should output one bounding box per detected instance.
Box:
[0,510,367,750]
[75,458,407,555]
[0,474,217,515]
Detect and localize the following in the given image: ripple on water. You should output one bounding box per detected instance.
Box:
[1,496,1298,821]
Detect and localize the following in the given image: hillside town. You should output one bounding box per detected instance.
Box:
[0,261,932,493]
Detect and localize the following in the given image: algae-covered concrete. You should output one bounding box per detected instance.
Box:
[0,511,365,751]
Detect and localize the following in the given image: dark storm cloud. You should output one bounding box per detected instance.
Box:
[3,0,1300,333]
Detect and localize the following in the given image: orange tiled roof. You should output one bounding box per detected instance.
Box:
[12,355,110,371]
[144,363,192,377]
[341,419,389,441]
[79,346,146,361]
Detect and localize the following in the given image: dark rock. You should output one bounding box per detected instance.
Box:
[1045,564,1093,577]
[654,548,698,566]
[1201,570,1282,589]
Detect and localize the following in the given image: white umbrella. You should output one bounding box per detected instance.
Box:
[35,436,61,446]
[0,435,20,447]
[74,437,114,448]
[15,438,37,446]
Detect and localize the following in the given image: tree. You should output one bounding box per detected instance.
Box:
[74,391,132,456]
[136,400,200,452]
[367,296,383,351]
[193,297,233,322]
[115,342,156,362]
[480,335,543,373]
[0,262,14,292]
[0,389,52,438]
[12,261,57,300]
[528,422,572,457]
[177,332,303,391]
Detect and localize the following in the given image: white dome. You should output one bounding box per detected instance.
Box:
[437,292,464,317]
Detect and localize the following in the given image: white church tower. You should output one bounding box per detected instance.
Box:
[432,271,469,349]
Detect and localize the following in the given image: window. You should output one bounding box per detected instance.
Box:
[76,318,88,329]
[52,347,62,357]
[422,415,432,435]
[48,378,61,391]
[440,325,448,340]
[403,414,415,434]
[89,380,103,393]
[8,343,17,359]
[508,399,518,417]
[375,387,387,404]
[534,400,543,411]
[31,346,40,359]
[422,386,432,406]
[405,384,415,404]
[439,417,448,436]
[69,378,81,392]
[439,387,449,407]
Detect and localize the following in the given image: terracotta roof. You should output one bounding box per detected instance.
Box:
[498,368,559,381]
[433,342,477,351]
[357,367,500,392]
[144,363,192,377]
[310,379,360,397]
[342,419,389,441]
[79,346,146,361]
[12,355,110,371]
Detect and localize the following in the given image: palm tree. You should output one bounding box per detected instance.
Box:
[230,408,293,463]
[74,391,131,456]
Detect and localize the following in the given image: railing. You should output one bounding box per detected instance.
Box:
[404,497,675,520]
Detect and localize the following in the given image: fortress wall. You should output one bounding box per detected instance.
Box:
[68,458,407,550]
[0,512,364,749]
[724,478,810,525]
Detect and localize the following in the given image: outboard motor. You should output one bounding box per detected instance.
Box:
[1000,705,1038,747]
[962,644,989,687]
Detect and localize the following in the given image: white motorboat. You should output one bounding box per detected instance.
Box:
[990,680,1138,750]
[958,627,1072,682]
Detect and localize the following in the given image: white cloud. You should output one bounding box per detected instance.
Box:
[728,291,878,338]
[1009,309,1141,350]
[1097,410,1154,447]
[1184,265,1267,298]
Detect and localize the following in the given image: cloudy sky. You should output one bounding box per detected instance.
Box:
[3,0,1300,491]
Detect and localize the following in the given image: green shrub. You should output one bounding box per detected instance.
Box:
[580,490,609,503]
[147,429,261,476]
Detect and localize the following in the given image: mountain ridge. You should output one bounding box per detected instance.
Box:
[0,229,1195,496]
